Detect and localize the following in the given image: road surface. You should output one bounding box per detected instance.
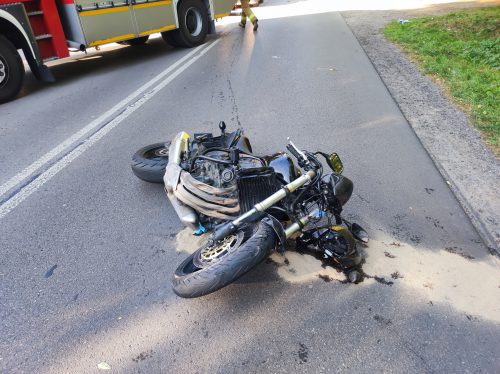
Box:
[1,1,499,372]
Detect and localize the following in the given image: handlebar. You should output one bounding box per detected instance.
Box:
[287,139,311,169]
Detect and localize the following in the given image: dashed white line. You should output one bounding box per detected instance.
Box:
[0,38,220,219]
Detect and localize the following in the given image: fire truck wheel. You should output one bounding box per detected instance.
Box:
[118,36,149,46]
[161,30,182,47]
[0,35,25,104]
[174,0,209,47]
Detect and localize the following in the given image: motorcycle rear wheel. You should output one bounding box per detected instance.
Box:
[131,142,170,183]
[172,222,277,298]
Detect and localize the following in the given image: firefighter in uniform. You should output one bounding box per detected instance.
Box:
[239,0,258,31]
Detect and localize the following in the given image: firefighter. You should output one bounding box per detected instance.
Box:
[239,0,258,31]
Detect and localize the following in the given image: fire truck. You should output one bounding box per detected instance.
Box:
[0,0,234,103]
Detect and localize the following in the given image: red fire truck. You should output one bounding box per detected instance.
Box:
[0,0,234,103]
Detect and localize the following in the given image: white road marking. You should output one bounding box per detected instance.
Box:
[0,39,221,219]
[0,41,210,200]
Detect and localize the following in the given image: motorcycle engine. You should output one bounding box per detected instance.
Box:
[190,151,264,188]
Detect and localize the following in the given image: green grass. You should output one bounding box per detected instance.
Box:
[384,6,500,149]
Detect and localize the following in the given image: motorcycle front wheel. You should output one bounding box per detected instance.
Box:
[172,221,277,298]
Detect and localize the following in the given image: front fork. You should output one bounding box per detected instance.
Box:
[210,169,317,243]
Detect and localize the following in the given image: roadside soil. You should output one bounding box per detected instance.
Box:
[341,1,500,254]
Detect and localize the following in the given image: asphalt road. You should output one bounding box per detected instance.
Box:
[1,1,499,373]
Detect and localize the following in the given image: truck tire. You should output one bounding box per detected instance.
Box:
[172,222,277,298]
[118,36,149,46]
[165,0,209,48]
[161,30,182,47]
[0,35,25,104]
[131,142,170,183]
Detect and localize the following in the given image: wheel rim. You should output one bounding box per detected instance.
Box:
[0,55,8,88]
[144,146,169,161]
[154,147,169,157]
[185,6,203,37]
[200,235,238,261]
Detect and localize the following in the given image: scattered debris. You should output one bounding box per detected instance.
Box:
[374,315,392,326]
[360,270,394,286]
[423,282,434,289]
[44,265,57,278]
[97,362,111,370]
[384,251,396,259]
[465,314,479,322]
[391,271,403,279]
[444,247,475,260]
[132,350,154,363]
[425,188,435,194]
[298,343,308,364]
[318,274,332,282]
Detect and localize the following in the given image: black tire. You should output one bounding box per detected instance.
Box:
[0,35,25,104]
[161,30,182,47]
[118,36,149,46]
[172,222,277,298]
[131,142,170,183]
[165,0,209,48]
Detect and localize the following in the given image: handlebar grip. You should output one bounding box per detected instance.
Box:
[286,144,303,161]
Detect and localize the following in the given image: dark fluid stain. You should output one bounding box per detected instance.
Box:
[132,350,154,362]
[318,274,332,282]
[284,258,290,266]
[298,343,308,364]
[44,264,58,278]
[391,271,403,279]
[265,258,280,267]
[444,247,475,260]
[373,315,392,326]
[359,270,393,286]
[384,251,396,259]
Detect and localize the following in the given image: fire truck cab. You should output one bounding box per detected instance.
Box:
[0,0,234,103]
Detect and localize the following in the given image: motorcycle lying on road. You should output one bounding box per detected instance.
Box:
[131,122,368,298]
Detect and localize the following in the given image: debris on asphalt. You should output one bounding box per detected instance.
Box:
[391,271,403,279]
[97,362,111,370]
[44,264,57,278]
[445,246,475,260]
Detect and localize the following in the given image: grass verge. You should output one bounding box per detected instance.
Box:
[384,6,499,150]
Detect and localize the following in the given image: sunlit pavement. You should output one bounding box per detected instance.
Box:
[0,1,499,372]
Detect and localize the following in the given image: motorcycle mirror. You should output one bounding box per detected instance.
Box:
[327,153,343,174]
[219,121,226,135]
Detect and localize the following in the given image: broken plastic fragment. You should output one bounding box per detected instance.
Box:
[97,362,111,370]
[194,223,207,236]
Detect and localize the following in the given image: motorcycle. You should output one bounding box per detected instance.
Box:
[131,122,368,298]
